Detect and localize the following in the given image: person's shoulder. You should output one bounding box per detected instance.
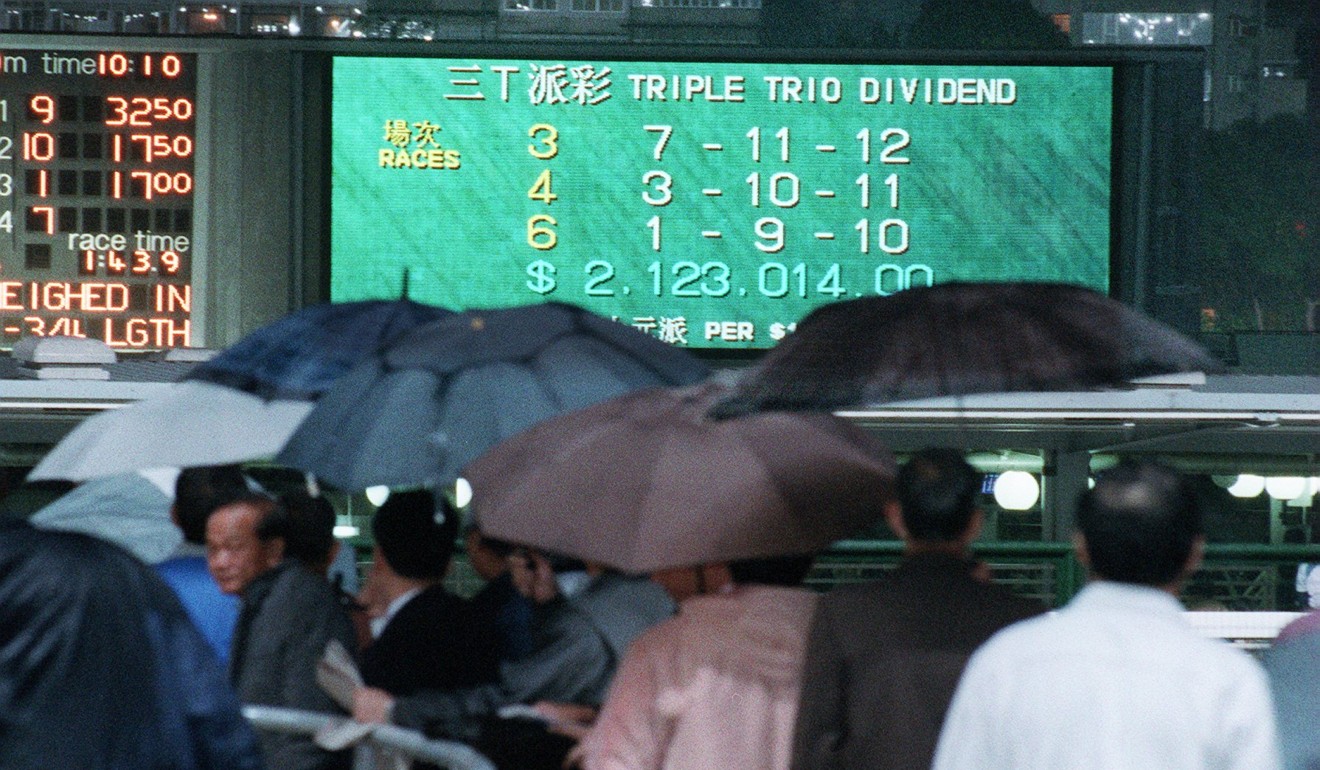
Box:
[580,573,675,621]
[612,612,688,666]
[965,607,1056,660]
[977,581,1047,620]
[1182,624,1269,674]
[820,571,902,604]
[154,554,209,581]
[412,583,467,610]
[265,562,341,609]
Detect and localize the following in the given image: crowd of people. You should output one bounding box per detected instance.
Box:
[2,451,1318,770]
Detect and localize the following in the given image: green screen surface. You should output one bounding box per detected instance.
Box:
[331,57,1112,349]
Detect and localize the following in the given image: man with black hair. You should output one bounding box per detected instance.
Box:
[356,489,500,694]
[282,489,372,649]
[932,460,1280,770]
[207,492,357,770]
[466,529,537,662]
[791,448,1041,770]
[353,542,674,754]
[281,489,341,575]
[156,464,249,663]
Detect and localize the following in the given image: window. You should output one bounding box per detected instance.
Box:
[1080,12,1212,46]
[571,0,624,9]
[505,0,558,10]
[1227,17,1257,38]
[635,0,761,8]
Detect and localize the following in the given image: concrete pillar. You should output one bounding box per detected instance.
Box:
[1044,450,1091,542]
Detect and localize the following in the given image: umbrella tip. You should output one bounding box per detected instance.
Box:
[400,267,410,300]
[304,473,321,498]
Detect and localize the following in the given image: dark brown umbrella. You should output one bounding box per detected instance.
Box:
[710,282,1226,417]
[465,386,896,574]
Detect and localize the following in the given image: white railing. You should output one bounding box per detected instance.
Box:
[242,705,497,770]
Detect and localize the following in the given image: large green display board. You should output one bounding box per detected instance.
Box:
[331,57,1112,349]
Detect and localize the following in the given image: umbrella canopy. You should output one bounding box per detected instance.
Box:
[466,386,896,574]
[28,381,312,482]
[276,302,711,491]
[28,469,180,563]
[185,299,451,400]
[710,282,1227,417]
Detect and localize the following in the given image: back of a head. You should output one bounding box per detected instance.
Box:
[896,448,980,542]
[1076,460,1203,586]
[281,490,338,571]
[373,489,459,581]
[174,465,251,545]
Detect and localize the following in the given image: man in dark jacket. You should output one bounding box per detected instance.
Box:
[207,492,357,770]
[353,546,674,744]
[357,489,500,694]
[790,448,1043,770]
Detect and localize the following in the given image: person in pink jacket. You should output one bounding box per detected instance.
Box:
[576,555,818,770]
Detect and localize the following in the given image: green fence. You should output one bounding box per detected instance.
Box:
[810,541,1320,611]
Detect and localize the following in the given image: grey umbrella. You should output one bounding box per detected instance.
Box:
[276,302,711,491]
[28,381,313,482]
[28,469,181,563]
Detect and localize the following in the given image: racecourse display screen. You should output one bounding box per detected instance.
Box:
[330,57,1112,349]
[0,49,196,349]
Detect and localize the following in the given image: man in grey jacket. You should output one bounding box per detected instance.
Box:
[207,492,358,770]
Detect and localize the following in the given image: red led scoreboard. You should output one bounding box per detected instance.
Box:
[0,49,195,349]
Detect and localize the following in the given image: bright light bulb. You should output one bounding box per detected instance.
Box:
[1228,474,1265,498]
[365,485,391,507]
[1266,477,1307,501]
[455,477,473,509]
[993,471,1040,511]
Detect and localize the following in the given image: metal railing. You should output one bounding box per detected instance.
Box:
[813,540,1320,610]
[242,705,496,770]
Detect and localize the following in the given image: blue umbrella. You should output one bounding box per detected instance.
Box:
[276,302,711,491]
[186,299,452,400]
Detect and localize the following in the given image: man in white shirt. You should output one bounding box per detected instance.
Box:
[932,460,1280,770]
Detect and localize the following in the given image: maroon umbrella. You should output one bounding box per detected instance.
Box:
[709,282,1226,417]
[465,386,896,574]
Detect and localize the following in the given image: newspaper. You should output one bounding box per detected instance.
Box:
[314,639,376,751]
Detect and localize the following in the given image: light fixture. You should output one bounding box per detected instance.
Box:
[332,523,360,539]
[455,477,473,509]
[1227,474,1266,498]
[1266,476,1308,501]
[365,485,391,506]
[993,471,1040,511]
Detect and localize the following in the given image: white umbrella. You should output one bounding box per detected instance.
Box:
[29,469,181,563]
[29,381,312,482]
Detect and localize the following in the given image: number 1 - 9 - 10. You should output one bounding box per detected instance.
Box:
[645,216,909,255]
